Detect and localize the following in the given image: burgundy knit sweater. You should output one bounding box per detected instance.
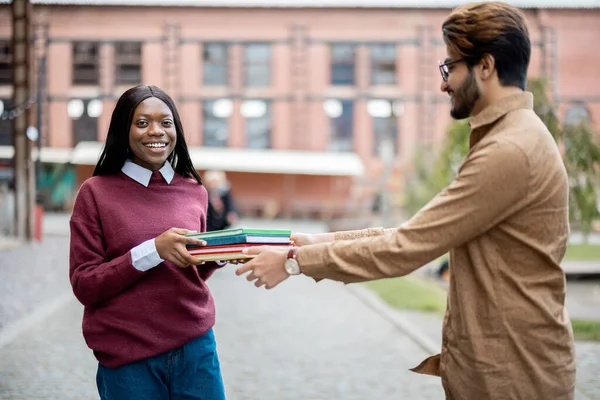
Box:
[69,171,221,368]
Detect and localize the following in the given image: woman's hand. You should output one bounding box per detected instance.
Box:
[155,228,207,268]
[290,232,335,247]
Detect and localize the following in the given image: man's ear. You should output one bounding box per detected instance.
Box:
[478,53,496,81]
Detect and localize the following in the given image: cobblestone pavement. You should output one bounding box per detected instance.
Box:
[575,341,600,400]
[0,236,71,330]
[1,214,599,400]
[0,235,445,400]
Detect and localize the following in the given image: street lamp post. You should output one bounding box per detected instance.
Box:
[368,99,397,228]
[11,0,35,240]
[35,53,45,191]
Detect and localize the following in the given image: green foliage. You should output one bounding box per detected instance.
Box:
[527,78,600,239]
[405,77,600,240]
[403,120,470,215]
[527,77,561,140]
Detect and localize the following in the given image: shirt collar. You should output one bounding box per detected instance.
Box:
[469,92,534,130]
[121,160,175,187]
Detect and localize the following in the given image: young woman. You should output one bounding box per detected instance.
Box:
[69,85,226,399]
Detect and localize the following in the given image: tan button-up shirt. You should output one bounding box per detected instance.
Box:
[297,92,576,400]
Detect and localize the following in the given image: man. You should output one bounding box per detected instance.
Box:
[236,2,576,399]
[204,170,238,232]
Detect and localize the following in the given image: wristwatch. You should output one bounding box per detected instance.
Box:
[284,247,301,275]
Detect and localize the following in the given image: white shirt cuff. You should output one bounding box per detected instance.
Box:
[130,238,164,271]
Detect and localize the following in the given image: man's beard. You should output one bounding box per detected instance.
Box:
[450,71,480,120]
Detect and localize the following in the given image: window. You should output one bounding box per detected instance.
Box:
[72,42,99,85]
[368,99,399,156]
[0,40,11,85]
[242,100,270,148]
[244,43,271,87]
[69,98,101,145]
[115,42,142,85]
[203,99,230,147]
[325,99,353,151]
[330,44,355,86]
[203,43,228,86]
[0,41,10,86]
[564,104,591,126]
[370,44,396,85]
[0,99,13,145]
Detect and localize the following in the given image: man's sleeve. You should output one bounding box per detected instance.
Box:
[297,140,530,283]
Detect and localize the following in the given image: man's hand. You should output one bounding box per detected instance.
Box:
[235,246,290,289]
[290,232,335,247]
[155,228,207,268]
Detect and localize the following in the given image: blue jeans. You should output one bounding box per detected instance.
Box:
[96,329,226,400]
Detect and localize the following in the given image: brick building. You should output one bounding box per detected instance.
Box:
[0,0,599,217]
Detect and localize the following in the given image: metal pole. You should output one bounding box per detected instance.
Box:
[11,0,34,241]
[35,53,45,190]
[379,134,394,227]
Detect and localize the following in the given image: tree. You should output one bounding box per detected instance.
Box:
[404,77,600,242]
[561,122,600,241]
[403,120,470,215]
[528,78,600,242]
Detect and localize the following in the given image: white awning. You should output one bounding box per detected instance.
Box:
[0,145,73,164]
[70,141,364,176]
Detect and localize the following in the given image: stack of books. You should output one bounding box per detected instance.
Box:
[185,228,292,262]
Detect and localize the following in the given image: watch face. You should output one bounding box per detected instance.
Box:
[284,258,300,275]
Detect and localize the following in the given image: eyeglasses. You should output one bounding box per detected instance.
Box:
[438,59,465,82]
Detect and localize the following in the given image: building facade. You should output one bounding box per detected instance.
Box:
[0,1,599,217]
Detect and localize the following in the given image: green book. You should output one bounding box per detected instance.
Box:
[186,228,291,239]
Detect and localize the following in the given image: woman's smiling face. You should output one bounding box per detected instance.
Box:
[128,97,177,171]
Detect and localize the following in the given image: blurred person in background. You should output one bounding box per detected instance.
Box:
[69,85,226,400]
[205,170,238,232]
[235,2,576,399]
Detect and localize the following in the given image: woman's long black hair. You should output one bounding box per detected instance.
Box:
[93,84,202,184]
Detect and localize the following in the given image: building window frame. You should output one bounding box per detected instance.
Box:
[368,99,400,156]
[330,43,356,86]
[115,42,142,85]
[202,42,228,86]
[0,98,13,146]
[203,98,231,147]
[244,43,271,88]
[69,98,101,145]
[72,41,100,85]
[242,98,271,148]
[324,99,354,152]
[370,43,397,86]
[0,40,11,86]
[564,103,591,127]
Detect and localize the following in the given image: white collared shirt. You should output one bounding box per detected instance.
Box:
[122,160,174,271]
[122,159,175,187]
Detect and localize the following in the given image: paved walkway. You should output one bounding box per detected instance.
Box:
[1,215,599,399]
[0,218,444,400]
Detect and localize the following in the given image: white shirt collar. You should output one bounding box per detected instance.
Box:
[121,160,175,187]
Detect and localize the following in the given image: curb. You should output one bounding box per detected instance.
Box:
[347,284,439,355]
[0,292,74,351]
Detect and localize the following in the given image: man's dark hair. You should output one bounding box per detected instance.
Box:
[93,84,202,184]
[442,1,531,90]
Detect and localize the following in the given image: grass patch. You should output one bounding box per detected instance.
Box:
[572,319,600,342]
[364,274,447,314]
[564,244,600,261]
[365,276,600,343]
